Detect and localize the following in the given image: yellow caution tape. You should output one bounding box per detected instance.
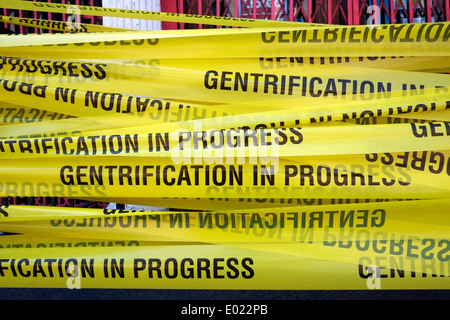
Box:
[257,55,450,73]
[0,90,448,142]
[0,0,449,291]
[0,199,449,289]
[1,22,449,58]
[0,234,149,249]
[0,102,75,125]
[1,57,449,117]
[0,151,449,199]
[1,199,449,244]
[0,15,131,33]
[0,0,319,29]
[3,243,437,290]
[1,119,449,159]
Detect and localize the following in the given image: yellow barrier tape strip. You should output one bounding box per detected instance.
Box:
[393,110,450,122]
[1,22,448,58]
[1,120,449,159]
[0,152,448,199]
[1,199,448,274]
[256,55,450,73]
[0,85,448,130]
[1,57,449,116]
[0,15,131,33]
[0,0,320,29]
[1,97,448,147]
[3,243,448,289]
[0,101,76,125]
[1,199,449,241]
[0,89,449,143]
[0,234,157,248]
[0,199,449,288]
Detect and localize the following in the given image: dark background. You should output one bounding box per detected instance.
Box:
[1,288,449,300]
